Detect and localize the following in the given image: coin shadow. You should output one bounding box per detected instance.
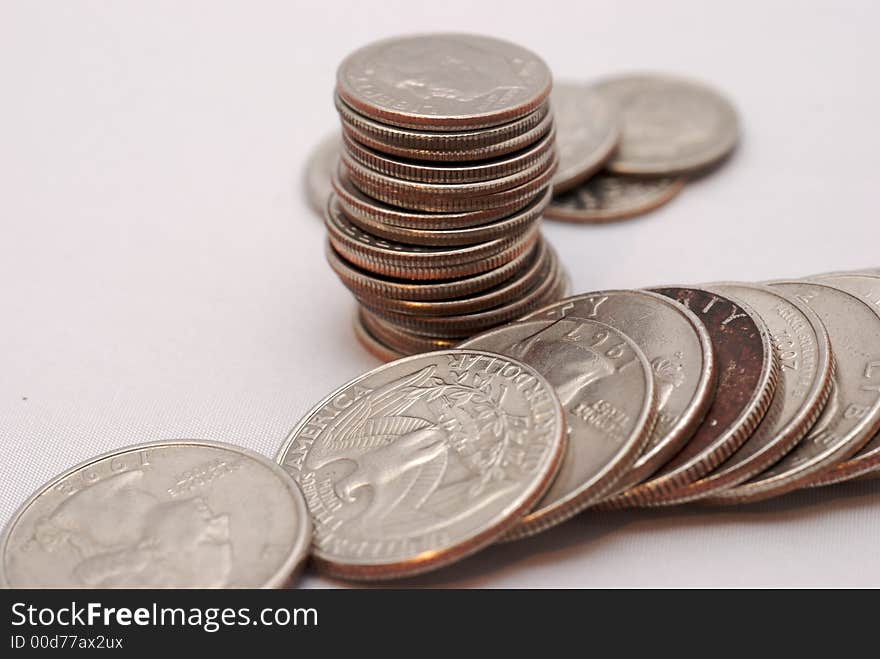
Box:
[331,476,880,588]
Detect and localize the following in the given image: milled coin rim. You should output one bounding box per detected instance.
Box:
[352,309,405,362]
[653,282,835,505]
[275,349,567,580]
[545,175,686,223]
[0,439,313,589]
[460,319,657,541]
[606,287,779,507]
[335,33,553,131]
[705,280,880,504]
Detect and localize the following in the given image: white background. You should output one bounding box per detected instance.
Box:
[1,1,878,587]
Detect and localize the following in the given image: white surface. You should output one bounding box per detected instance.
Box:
[1,1,878,588]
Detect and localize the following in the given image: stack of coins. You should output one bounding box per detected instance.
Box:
[324,34,569,358]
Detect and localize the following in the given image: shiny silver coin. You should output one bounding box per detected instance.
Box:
[335,93,550,152]
[341,106,555,163]
[709,281,880,504]
[336,34,552,131]
[805,273,880,486]
[0,440,312,588]
[597,73,739,176]
[304,133,341,216]
[277,350,566,580]
[460,319,655,539]
[341,125,556,184]
[523,291,715,490]
[550,82,620,193]
[654,282,834,504]
[546,173,685,223]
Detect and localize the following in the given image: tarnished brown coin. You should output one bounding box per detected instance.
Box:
[654,282,834,504]
[523,290,716,491]
[336,34,553,131]
[341,108,555,163]
[805,273,880,487]
[1,441,312,588]
[551,82,620,193]
[344,185,549,248]
[546,173,685,223]
[342,126,556,184]
[709,281,880,504]
[606,287,777,507]
[304,133,341,216]
[359,308,457,355]
[335,93,550,154]
[326,240,538,302]
[597,73,739,176]
[332,167,534,231]
[276,350,566,580]
[460,319,655,539]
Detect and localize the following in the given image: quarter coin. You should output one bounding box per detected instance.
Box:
[459,319,655,539]
[654,282,834,503]
[607,287,777,507]
[336,34,553,131]
[523,290,716,491]
[550,81,620,193]
[0,441,312,588]
[276,350,566,580]
[353,310,405,363]
[709,281,880,504]
[546,173,685,223]
[596,73,739,176]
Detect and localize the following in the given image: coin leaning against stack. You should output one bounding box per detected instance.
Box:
[322,34,569,358]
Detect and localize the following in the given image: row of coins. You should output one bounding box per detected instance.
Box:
[4,269,876,586]
[323,35,571,351]
[270,268,880,581]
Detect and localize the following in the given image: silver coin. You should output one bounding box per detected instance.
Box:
[655,282,834,503]
[522,290,716,490]
[546,173,685,223]
[336,34,552,131]
[806,273,880,486]
[550,82,620,193]
[459,319,655,539]
[276,350,566,580]
[304,133,341,216]
[709,281,880,504]
[0,440,312,588]
[596,73,739,176]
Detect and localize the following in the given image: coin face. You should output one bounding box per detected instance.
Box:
[336,34,553,131]
[304,133,341,216]
[656,283,833,503]
[0,441,312,588]
[459,319,654,539]
[276,350,566,579]
[804,274,880,486]
[596,74,739,176]
[609,287,776,507]
[546,173,685,223]
[710,281,880,504]
[523,290,715,490]
[550,82,620,193]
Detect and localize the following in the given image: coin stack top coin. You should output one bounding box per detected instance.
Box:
[325,34,569,359]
